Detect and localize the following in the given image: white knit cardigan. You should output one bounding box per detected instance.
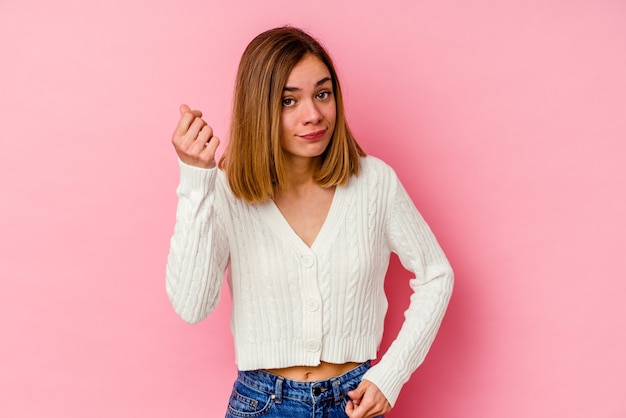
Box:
[166,155,453,406]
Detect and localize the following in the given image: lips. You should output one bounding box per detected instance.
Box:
[299,129,326,141]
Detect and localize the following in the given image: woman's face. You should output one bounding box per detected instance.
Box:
[280,54,336,164]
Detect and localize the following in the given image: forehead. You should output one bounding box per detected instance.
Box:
[285,54,332,87]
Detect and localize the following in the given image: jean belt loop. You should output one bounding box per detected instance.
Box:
[274,376,284,404]
[331,377,342,405]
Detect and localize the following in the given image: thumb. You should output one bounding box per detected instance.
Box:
[180,103,203,118]
[347,381,367,401]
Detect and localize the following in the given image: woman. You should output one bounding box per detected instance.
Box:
[167,26,453,418]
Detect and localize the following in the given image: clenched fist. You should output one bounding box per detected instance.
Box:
[171,104,220,169]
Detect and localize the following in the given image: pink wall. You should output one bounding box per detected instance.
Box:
[1,0,625,416]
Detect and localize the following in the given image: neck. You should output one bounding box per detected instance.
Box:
[281,156,323,191]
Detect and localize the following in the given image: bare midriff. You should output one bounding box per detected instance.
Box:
[264,361,362,381]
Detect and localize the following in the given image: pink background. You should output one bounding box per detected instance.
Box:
[1,0,625,416]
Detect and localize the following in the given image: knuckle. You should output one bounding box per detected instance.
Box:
[177,139,189,150]
[201,124,213,135]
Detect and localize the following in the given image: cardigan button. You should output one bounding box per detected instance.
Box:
[300,254,315,268]
[306,299,320,311]
[306,340,321,352]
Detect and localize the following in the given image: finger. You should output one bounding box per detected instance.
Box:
[174,108,204,140]
[176,116,207,150]
[344,400,356,418]
[201,135,220,160]
[188,135,219,169]
[179,104,202,117]
[347,389,360,401]
[189,120,212,150]
[189,124,213,154]
[189,116,209,137]
[345,403,367,418]
[173,113,198,142]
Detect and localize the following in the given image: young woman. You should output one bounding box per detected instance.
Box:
[167,26,453,418]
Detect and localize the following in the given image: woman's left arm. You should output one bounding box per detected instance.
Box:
[361,173,454,407]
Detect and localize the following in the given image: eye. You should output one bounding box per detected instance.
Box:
[282,97,296,107]
[316,90,332,100]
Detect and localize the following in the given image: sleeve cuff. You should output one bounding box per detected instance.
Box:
[362,360,405,407]
[176,159,219,196]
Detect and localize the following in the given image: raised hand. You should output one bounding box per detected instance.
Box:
[171,104,220,169]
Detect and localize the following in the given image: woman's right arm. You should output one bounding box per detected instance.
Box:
[165,105,228,324]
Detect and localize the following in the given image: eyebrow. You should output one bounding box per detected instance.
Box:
[283,77,332,92]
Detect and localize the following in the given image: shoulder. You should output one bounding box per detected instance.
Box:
[344,156,402,206]
[358,155,400,183]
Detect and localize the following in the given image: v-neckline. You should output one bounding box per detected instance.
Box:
[263,184,346,252]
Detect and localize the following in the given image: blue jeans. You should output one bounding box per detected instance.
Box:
[225,361,383,418]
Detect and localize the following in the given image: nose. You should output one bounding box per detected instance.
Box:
[301,99,322,125]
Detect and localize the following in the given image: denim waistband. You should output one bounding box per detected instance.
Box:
[236,361,370,405]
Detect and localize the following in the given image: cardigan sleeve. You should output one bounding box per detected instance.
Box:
[361,173,454,406]
[165,159,230,324]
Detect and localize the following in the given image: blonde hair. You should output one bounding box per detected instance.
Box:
[219,26,365,204]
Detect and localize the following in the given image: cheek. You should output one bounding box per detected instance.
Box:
[280,112,294,134]
[327,108,337,128]
[327,101,337,124]
[279,116,288,141]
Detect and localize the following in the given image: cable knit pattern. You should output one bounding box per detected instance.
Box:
[166,156,453,406]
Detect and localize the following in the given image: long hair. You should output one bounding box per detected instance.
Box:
[219,26,365,203]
